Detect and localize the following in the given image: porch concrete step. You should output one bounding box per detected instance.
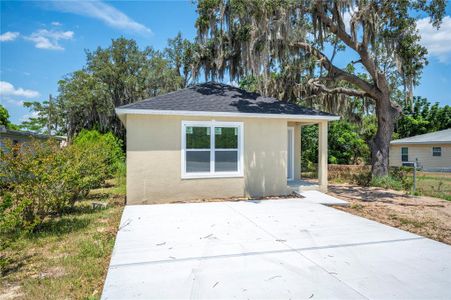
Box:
[297,190,349,206]
[287,180,320,193]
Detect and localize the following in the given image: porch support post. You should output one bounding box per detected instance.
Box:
[318,121,328,192]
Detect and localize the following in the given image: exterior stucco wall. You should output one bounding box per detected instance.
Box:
[126,114,289,204]
[390,144,451,171]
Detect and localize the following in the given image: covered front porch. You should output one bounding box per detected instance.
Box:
[286,120,329,193]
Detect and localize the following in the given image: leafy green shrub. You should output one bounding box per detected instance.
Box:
[0,130,125,234]
[68,142,109,199]
[0,140,74,233]
[370,176,403,190]
[73,129,124,176]
[328,164,371,183]
[389,167,414,191]
[352,170,372,187]
[114,160,126,194]
[328,121,370,165]
[301,121,371,169]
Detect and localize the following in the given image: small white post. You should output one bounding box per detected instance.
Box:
[318,121,328,192]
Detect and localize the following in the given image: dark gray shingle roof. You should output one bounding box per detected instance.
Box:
[117,82,336,117]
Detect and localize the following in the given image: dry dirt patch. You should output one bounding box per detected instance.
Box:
[328,184,451,245]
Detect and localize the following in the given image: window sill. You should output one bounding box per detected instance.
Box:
[181,172,244,179]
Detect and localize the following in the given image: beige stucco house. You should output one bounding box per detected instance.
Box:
[116,83,339,204]
[390,128,451,172]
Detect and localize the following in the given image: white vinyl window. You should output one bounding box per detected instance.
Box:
[181,121,243,179]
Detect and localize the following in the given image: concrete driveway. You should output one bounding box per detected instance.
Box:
[102,191,451,299]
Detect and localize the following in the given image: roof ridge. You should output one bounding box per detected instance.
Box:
[391,128,451,144]
[393,128,451,140]
[119,82,239,108]
[115,81,338,118]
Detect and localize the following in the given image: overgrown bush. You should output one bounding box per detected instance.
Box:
[1,140,73,233]
[390,167,414,191]
[301,121,371,170]
[0,130,124,234]
[328,164,371,183]
[351,170,372,187]
[369,168,413,191]
[370,176,403,190]
[73,129,124,176]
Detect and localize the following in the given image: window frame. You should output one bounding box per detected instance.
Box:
[401,147,409,162]
[432,146,442,157]
[181,120,244,179]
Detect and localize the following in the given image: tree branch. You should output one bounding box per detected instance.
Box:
[314,3,380,84]
[291,41,381,100]
[308,77,369,98]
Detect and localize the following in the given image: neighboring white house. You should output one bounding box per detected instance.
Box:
[116,82,340,204]
[0,125,67,152]
[389,128,451,172]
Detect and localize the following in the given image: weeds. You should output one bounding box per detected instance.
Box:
[0,179,124,299]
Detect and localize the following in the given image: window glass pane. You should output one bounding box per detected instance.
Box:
[401,147,408,162]
[433,147,441,156]
[215,151,238,172]
[186,126,210,149]
[186,151,210,173]
[215,127,238,149]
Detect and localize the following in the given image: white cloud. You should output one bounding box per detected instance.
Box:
[0,31,20,42]
[25,29,74,50]
[51,21,62,26]
[48,0,152,35]
[0,81,40,98]
[20,111,39,123]
[417,16,451,63]
[4,97,24,107]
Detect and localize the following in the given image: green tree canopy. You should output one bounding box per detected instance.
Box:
[0,104,19,130]
[301,120,370,169]
[165,32,196,87]
[57,37,183,140]
[396,97,451,138]
[0,104,10,127]
[20,95,64,135]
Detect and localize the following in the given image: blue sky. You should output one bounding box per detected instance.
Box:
[1,1,450,124]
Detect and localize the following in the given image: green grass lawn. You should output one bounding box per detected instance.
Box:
[0,180,125,300]
[416,171,451,201]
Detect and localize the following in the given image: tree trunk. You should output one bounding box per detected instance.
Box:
[371,94,400,177]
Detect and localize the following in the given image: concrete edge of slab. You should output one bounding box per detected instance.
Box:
[322,202,350,207]
[295,190,350,206]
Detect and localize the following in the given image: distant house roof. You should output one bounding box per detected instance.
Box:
[391,128,451,145]
[0,125,66,141]
[116,82,339,121]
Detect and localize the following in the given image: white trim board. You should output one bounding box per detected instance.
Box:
[116,108,340,121]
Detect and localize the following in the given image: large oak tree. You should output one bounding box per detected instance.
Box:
[193,0,446,176]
